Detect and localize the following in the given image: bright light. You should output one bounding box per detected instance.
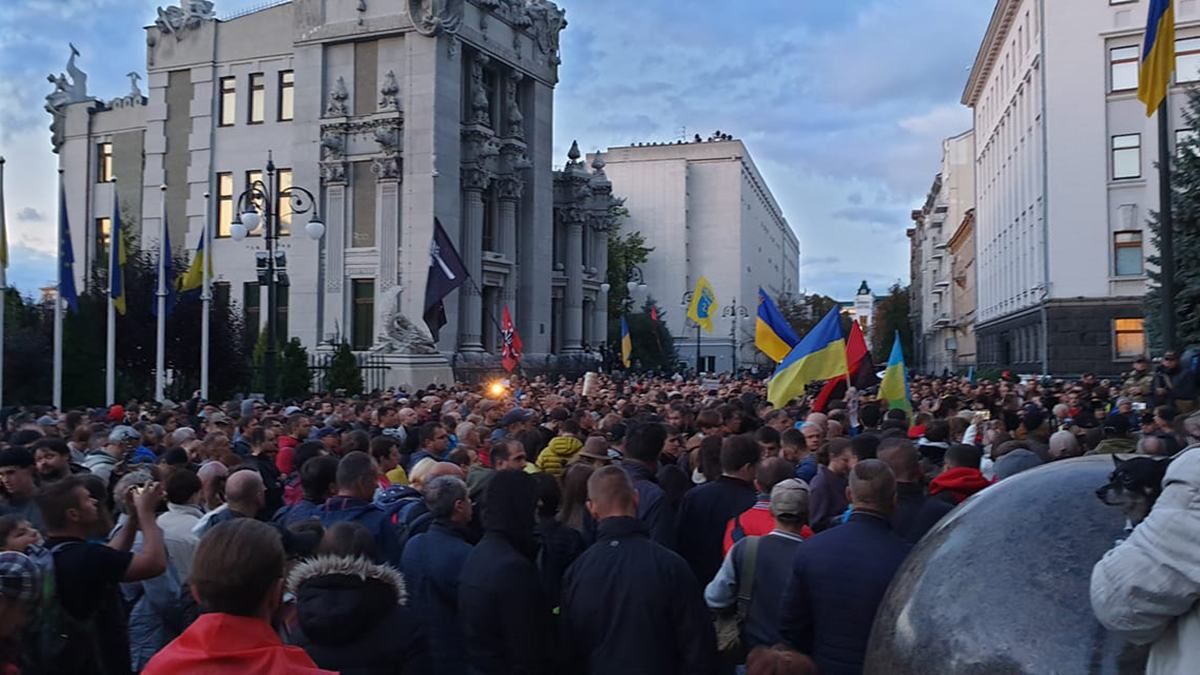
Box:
[488,381,507,398]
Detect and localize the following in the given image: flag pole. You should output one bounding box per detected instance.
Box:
[200,191,211,401]
[0,157,7,409]
[1158,97,1177,352]
[105,177,117,406]
[52,169,65,410]
[155,185,167,402]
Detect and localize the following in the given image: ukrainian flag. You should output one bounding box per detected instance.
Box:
[1139,0,1175,117]
[687,276,718,333]
[767,307,847,407]
[755,288,800,363]
[109,197,126,315]
[879,331,912,414]
[621,315,632,368]
[178,227,212,296]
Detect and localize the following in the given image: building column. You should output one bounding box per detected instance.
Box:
[322,177,347,344]
[592,227,609,346]
[496,175,522,312]
[563,214,584,353]
[458,167,488,352]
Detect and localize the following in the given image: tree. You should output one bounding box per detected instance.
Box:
[871,283,913,364]
[606,207,652,319]
[277,338,312,401]
[1146,87,1200,351]
[325,342,363,396]
[608,297,678,372]
[776,293,849,337]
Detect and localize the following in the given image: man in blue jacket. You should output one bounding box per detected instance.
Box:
[318,451,402,566]
[780,459,911,675]
[620,422,677,549]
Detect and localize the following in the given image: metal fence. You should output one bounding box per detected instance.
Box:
[307,352,392,394]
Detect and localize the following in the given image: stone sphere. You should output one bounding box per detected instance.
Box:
[864,456,1149,674]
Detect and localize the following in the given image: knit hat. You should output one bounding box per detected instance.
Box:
[0,552,40,608]
[770,478,810,523]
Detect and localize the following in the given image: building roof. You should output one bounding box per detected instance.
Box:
[961,0,1021,106]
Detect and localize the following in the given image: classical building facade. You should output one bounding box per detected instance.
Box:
[948,208,977,369]
[962,0,1200,374]
[591,135,799,373]
[910,130,974,375]
[46,0,615,381]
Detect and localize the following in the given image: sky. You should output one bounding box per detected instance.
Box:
[0,0,994,299]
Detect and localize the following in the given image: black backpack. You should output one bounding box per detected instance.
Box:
[24,542,108,675]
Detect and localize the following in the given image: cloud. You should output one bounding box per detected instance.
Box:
[832,206,903,227]
[15,207,43,222]
[802,255,841,267]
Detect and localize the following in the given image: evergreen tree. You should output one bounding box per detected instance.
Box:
[605,209,652,319]
[607,297,678,372]
[325,342,363,396]
[1146,87,1200,351]
[872,283,913,363]
[277,338,312,401]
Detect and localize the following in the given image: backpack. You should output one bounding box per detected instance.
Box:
[713,536,760,657]
[23,542,109,675]
[373,484,423,527]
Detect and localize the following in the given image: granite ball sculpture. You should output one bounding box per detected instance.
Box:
[864,455,1150,674]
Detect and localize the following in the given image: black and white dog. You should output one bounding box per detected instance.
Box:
[1096,454,1172,540]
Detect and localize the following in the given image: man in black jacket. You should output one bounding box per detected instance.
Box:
[561,466,718,675]
[878,437,952,545]
[676,434,759,585]
[620,422,678,548]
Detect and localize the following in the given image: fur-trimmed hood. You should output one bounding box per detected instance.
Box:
[287,555,409,647]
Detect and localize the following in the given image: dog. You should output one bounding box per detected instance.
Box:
[1096,455,1172,539]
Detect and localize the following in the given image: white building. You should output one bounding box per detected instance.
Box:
[910,130,974,375]
[963,0,1200,374]
[591,135,799,373]
[46,0,619,384]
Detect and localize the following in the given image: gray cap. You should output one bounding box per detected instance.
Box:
[994,449,1043,481]
[770,478,810,522]
[109,425,141,444]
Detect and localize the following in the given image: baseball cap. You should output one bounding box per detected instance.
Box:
[284,406,303,416]
[0,552,40,608]
[315,427,340,440]
[36,415,58,427]
[109,425,141,444]
[498,408,535,428]
[770,479,810,522]
[107,405,125,423]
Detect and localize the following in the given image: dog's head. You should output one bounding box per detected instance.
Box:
[1096,455,1170,525]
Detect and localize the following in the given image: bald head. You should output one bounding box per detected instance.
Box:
[225,469,265,513]
[586,465,638,520]
[427,461,465,483]
[848,459,896,516]
[878,439,921,483]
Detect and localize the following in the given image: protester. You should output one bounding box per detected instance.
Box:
[195,468,266,536]
[878,437,953,544]
[143,519,334,674]
[745,646,819,675]
[927,444,990,505]
[677,434,760,586]
[723,456,807,555]
[244,427,285,517]
[157,468,204,582]
[0,447,43,533]
[0,551,40,671]
[561,466,718,675]
[318,451,403,566]
[808,438,856,532]
[32,437,88,484]
[535,422,584,477]
[274,455,339,528]
[619,422,677,548]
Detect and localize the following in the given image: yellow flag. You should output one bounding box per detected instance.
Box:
[687,276,718,333]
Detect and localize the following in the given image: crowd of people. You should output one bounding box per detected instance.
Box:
[0,353,1197,675]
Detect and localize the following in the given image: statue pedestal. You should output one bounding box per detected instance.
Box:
[376,352,455,391]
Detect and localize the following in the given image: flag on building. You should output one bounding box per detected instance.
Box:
[686,276,718,333]
[500,305,522,373]
[423,218,469,341]
[58,185,79,314]
[178,227,212,296]
[767,307,848,407]
[108,197,127,315]
[1139,0,1175,116]
[754,287,800,362]
[812,320,877,413]
[879,331,913,415]
[620,315,632,368]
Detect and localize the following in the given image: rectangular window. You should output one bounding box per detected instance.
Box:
[219,77,236,127]
[1112,134,1141,179]
[216,173,234,237]
[1110,46,1140,92]
[243,281,261,347]
[351,162,376,248]
[276,169,292,235]
[248,73,265,124]
[1114,230,1144,276]
[354,41,378,116]
[246,170,263,236]
[351,279,375,351]
[1114,318,1146,360]
[97,142,113,183]
[278,70,294,121]
[95,217,112,271]
[1178,38,1200,83]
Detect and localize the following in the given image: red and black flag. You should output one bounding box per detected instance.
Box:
[501,304,523,373]
[812,320,878,413]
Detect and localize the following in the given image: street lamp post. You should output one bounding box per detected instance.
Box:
[722,300,752,374]
[681,290,700,374]
[230,152,325,400]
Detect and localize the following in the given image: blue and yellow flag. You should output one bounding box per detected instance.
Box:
[620,315,632,368]
[755,288,801,363]
[1139,0,1175,116]
[767,307,847,407]
[58,185,79,314]
[686,276,718,333]
[178,225,213,297]
[109,198,126,315]
[878,331,912,414]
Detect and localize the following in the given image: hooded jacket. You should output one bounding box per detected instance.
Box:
[288,554,429,675]
[927,467,991,504]
[534,436,583,477]
[143,613,334,675]
[318,495,404,566]
[401,521,474,675]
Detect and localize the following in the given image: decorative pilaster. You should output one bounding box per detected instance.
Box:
[562,207,585,353]
[459,165,490,352]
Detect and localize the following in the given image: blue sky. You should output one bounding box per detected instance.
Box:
[0,0,993,299]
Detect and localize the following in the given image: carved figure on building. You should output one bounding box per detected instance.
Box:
[44,44,89,154]
[326,76,350,116]
[320,128,347,182]
[525,0,566,65]
[155,0,216,38]
[408,0,464,37]
[505,71,524,138]
[379,70,401,110]
[470,54,491,127]
[126,72,143,99]
[375,292,441,355]
[371,121,403,180]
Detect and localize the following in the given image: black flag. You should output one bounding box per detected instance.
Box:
[423,218,469,342]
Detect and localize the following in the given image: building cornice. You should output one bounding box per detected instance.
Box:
[962,0,1021,107]
[947,208,975,252]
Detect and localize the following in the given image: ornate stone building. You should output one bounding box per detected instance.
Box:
[46,0,616,383]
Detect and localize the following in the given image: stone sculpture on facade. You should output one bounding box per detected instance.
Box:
[525,0,567,65]
[408,0,464,37]
[374,290,441,355]
[45,44,90,154]
[325,76,350,117]
[371,121,403,180]
[379,70,401,110]
[155,0,216,38]
[319,128,347,182]
[505,71,524,138]
[470,54,492,127]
